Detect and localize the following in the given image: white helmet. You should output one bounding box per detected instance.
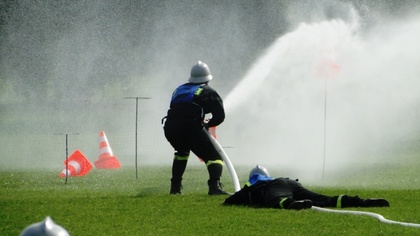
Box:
[188,61,213,84]
[20,216,70,236]
[249,165,270,179]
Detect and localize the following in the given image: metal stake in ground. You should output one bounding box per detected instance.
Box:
[124,96,151,180]
[322,79,327,180]
[54,132,79,184]
[316,59,340,180]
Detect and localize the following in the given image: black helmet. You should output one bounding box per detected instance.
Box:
[249,165,270,179]
[188,61,213,83]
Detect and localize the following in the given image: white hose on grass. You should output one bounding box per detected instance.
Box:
[312,206,420,228]
[206,130,241,192]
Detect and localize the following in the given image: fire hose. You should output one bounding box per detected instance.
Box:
[312,206,420,228]
[206,129,241,192]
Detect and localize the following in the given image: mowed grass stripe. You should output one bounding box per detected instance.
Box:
[1,167,419,235]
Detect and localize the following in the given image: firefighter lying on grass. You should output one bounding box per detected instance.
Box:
[223,165,390,210]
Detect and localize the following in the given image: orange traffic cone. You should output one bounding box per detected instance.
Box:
[94,131,121,169]
[59,150,93,177]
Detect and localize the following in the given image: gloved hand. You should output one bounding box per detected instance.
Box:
[203,113,213,130]
[202,122,209,130]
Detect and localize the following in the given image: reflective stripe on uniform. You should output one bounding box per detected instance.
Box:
[194,87,204,96]
[279,198,288,209]
[337,194,344,208]
[205,159,223,167]
[174,154,189,161]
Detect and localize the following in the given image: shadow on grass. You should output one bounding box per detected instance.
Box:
[132,187,165,198]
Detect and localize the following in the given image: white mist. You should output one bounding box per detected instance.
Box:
[221,8,420,184]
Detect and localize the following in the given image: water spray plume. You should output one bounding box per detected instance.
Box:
[222,10,420,183]
[224,36,287,112]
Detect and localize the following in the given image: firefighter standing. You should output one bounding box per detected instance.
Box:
[163,61,228,195]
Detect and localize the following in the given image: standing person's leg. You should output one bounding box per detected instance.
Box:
[191,128,228,195]
[164,124,190,194]
[170,150,190,194]
[206,159,226,194]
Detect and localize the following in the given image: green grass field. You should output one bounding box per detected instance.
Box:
[1,166,420,235]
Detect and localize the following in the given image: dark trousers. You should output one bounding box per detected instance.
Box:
[264,178,338,208]
[164,121,223,184]
[164,122,221,162]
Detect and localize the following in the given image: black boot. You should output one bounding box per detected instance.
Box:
[206,162,229,195]
[208,180,229,195]
[170,157,187,195]
[339,195,390,208]
[361,198,390,207]
[288,200,313,210]
[170,178,182,194]
[280,197,313,210]
[339,195,361,207]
